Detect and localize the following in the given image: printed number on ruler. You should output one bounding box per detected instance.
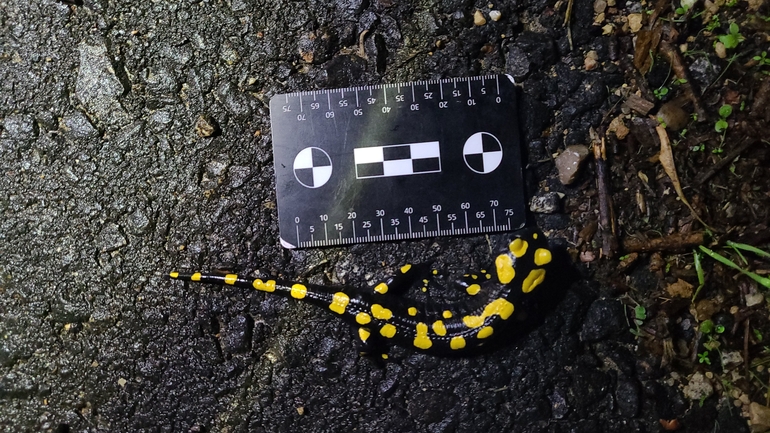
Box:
[270,75,526,249]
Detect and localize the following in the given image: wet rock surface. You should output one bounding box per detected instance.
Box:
[0,1,751,432]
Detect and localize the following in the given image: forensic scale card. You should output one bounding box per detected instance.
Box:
[269,75,525,249]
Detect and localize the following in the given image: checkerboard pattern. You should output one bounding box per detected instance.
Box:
[354,141,441,179]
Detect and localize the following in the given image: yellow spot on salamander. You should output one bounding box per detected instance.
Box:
[432,269,438,275]
[432,320,447,336]
[466,284,481,296]
[400,264,412,273]
[224,274,238,285]
[359,328,371,342]
[522,269,547,293]
[477,326,494,339]
[329,292,350,314]
[413,323,432,349]
[356,312,371,325]
[290,284,307,299]
[450,336,466,350]
[495,254,515,284]
[380,323,396,338]
[374,283,388,294]
[253,279,276,292]
[509,238,528,258]
[169,271,179,279]
[407,307,418,316]
[535,248,552,266]
[471,274,478,280]
[371,304,393,320]
[381,354,389,360]
[533,233,539,239]
[485,274,491,279]
[462,298,515,328]
[421,287,427,292]
[442,310,453,319]
[463,316,485,328]
[191,272,202,282]
[484,298,514,319]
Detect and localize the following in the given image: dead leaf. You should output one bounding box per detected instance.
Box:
[655,125,714,231]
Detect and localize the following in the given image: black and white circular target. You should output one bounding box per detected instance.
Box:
[293,147,333,188]
[462,132,503,174]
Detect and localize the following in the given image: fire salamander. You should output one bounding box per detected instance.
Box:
[169,229,553,356]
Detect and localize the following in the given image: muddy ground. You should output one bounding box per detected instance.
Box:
[1,0,770,432]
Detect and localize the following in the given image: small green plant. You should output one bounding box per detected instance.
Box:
[630,303,648,337]
[699,241,770,289]
[715,104,732,132]
[711,103,733,153]
[654,86,670,99]
[755,51,770,67]
[698,351,712,364]
[705,15,721,32]
[726,0,738,6]
[717,22,745,49]
[692,249,705,302]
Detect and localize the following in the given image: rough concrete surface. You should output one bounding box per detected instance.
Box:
[0,0,749,432]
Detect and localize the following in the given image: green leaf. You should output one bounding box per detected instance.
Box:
[701,320,715,334]
[718,104,733,118]
[715,119,728,132]
[634,305,647,320]
[729,22,740,35]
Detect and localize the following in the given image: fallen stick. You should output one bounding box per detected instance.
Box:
[594,135,617,257]
[623,231,705,253]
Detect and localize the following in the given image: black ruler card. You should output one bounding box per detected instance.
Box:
[269,74,525,249]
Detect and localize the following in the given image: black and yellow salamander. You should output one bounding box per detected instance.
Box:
[169,229,554,356]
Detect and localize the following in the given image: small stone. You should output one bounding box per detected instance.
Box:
[98,223,127,253]
[489,10,501,21]
[656,100,690,131]
[682,372,713,401]
[714,41,727,59]
[746,293,764,307]
[584,50,599,70]
[529,192,561,213]
[1,114,38,139]
[117,378,127,387]
[60,111,98,140]
[555,145,590,185]
[580,299,627,342]
[720,351,743,369]
[474,10,486,26]
[195,114,219,137]
[627,13,643,33]
[594,0,607,13]
[750,403,770,431]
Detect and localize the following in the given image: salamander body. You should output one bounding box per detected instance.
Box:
[169,229,553,356]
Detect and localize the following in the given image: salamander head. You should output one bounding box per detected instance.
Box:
[493,229,553,293]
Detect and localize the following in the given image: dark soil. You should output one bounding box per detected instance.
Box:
[1,0,769,432]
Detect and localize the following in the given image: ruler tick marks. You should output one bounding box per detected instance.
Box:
[327,92,332,110]
[383,87,387,105]
[439,82,444,100]
[468,80,472,97]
